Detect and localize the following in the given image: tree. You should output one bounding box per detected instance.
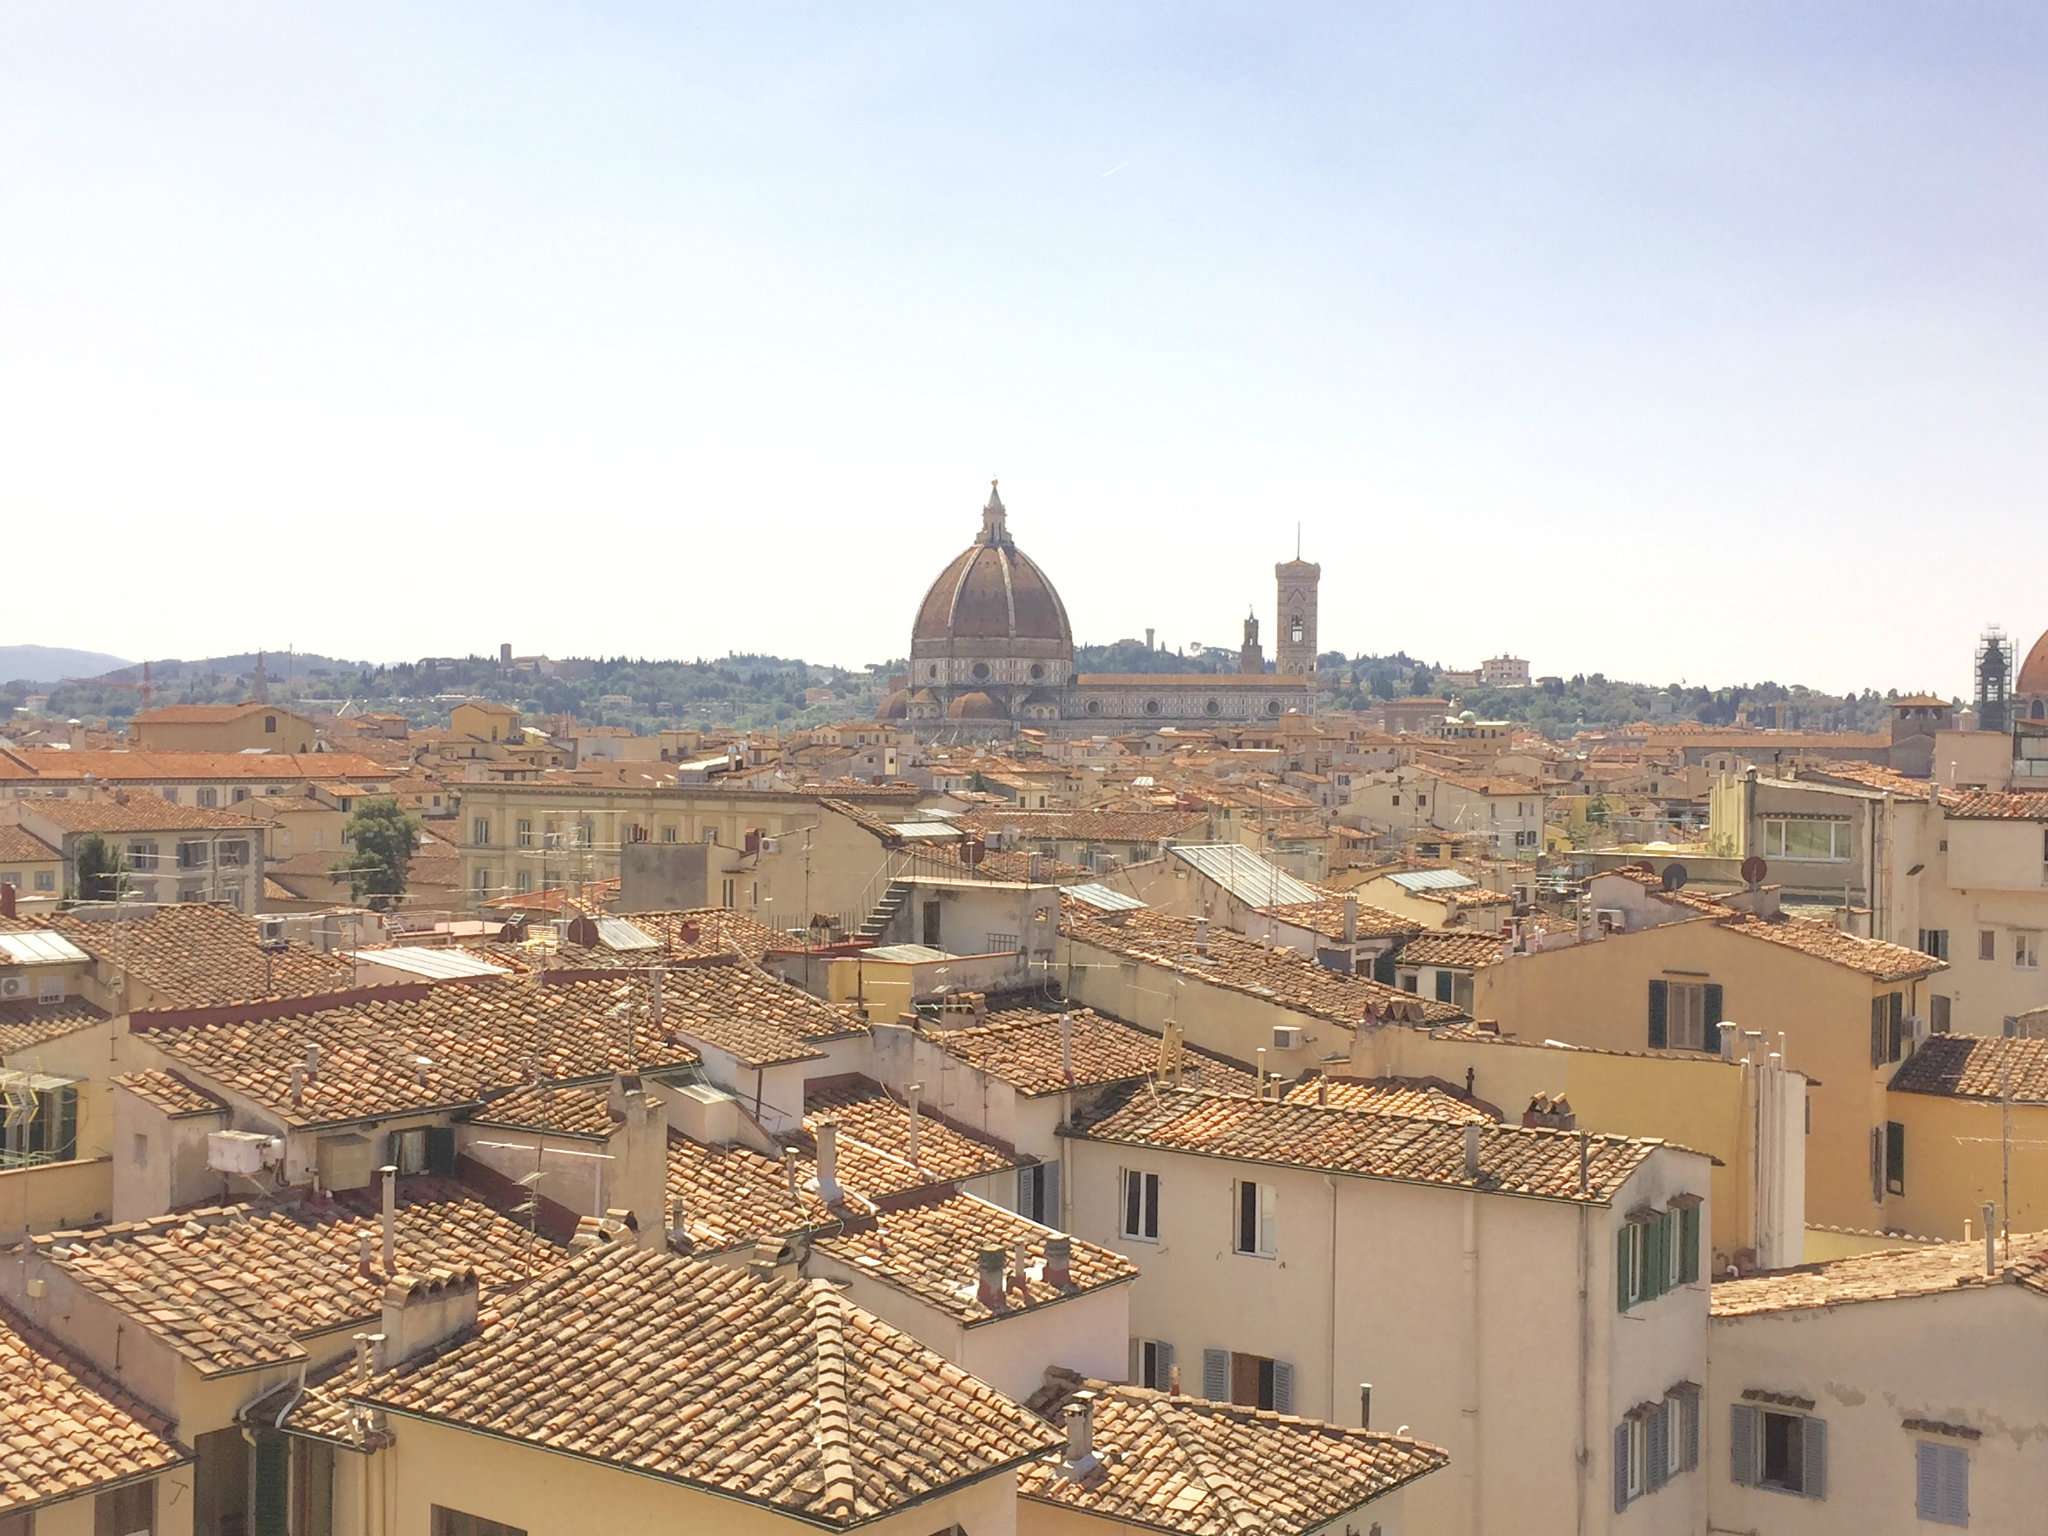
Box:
[74,835,127,902]
[333,797,420,911]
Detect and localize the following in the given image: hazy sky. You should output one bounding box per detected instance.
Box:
[6,3,2045,694]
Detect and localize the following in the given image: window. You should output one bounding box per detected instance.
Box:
[431,1510,526,1536]
[157,787,177,805]
[1649,979,1723,1052]
[1886,1121,1906,1195]
[472,817,492,846]
[95,1477,155,1534]
[33,871,53,892]
[175,841,209,870]
[1131,1337,1174,1391]
[1871,992,1906,1067]
[1121,1169,1160,1241]
[514,870,532,894]
[218,840,248,867]
[1434,970,1453,1004]
[1618,1218,1645,1308]
[1017,1161,1059,1224]
[1761,817,1853,861]
[515,819,532,848]
[1202,1349,1293,1411]
[661,825,678,843]
[1730,1404,1826,1497]
[386,1127,428,1175]
[474,867,493,898]
[2017,932,2040,970]
[125,840,157,870]
[721,878,735,909]
[1980,929,1997,962]
[0,872,16,890]
[1916,1440,1970,1527]
[1931,994,1952,1034]
[1233,1180,1276,1257]
[1919,928,1950,961]
[197,788,218,808]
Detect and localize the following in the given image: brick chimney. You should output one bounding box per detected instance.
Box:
[1043,1234,1073,1289]
[376,1268,479,1369]
[975,1247,1007,1312]
[1521,1093,1576,1131]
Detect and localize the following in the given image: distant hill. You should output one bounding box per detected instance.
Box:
[0,645,133,684]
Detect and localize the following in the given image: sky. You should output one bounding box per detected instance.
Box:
[5,3,2046,695]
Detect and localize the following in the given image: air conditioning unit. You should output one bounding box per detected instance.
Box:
[1594,908,1625,933]
[1272,1025,1305,1050]
[258,917,286,944]
[1908,1014,1930,1049]
[207,1130,282,1176]
[0,976,23,999]
[759,836,781,855]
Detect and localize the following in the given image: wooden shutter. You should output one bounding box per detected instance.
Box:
[1021,1167,1039,1218]
[1613,1423,1631,1512]
[1703,984,1724,1046]
[252,1431,290,1536]
[1271,1359,1294,1413]
[1729,1404,1757,1486]
[1042,1160,1060,1225]
[1916,1442,1941,1521]
[1679,1204,1700,1283]
[1646,1403,1668,1491]
[1800,1416,1827,1499]
[1616,1227,1632,1312]
[1648,980,1668,1049]
[1871,998,1885,1067]
[1202,1348,1229,1401]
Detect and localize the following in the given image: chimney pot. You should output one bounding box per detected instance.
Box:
[1341,894,1358,944]
[1044,1234,1073,1288]
[1463,1123,1483,1179]
[976,1247,1007,1311]
[1360,1381,1373,1428]
[813,1117,843,1204]
[1063,1390,1099,1475]
[905,1082,924,1166]
[290,1064,306,1108]
[305,1042,320,1080]
[379,1163,398,1274]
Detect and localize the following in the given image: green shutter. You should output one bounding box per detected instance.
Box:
[252,1431,290,1536]
[1680,1203,1700,1283]
[1648,981,1668,1050]
[1703,984,1724,1050]
[1644,1215,1665,1300]
[1617,1226,1632,1312]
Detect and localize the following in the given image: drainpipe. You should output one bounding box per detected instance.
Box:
[1463,1189,1482,1535]
[1575,1201,1590,1536]
[1325,1173,1339,1421]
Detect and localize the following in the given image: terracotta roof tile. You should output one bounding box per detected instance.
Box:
[1280,1075,1496,1124]
[1945,791,2048,821]
[0,997,109,1056]
[1890,1033,2048,1104]
[359,1244,1060,1526]
[0,1300,190,1513]
[1018,1382,1449,1533]
[14,793,264,833]
[469,1081,621,1140]
[43,906,355,1009]
[932,1005,1256,1098]
[1393,931,1509,969]
[1712,1233,2048,1317]
[814,1190,1137,1324]
[0,827,59,865]
[666,1131,836,1255]
[1719,914,1945,982]
[804,1079,1023,1192]
[1069,1088,1661,1204]
[957,808,1211,844]
[112,1069,227,1118]
[1255,897,1423,941]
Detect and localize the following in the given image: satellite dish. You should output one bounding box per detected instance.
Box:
[1740,854,1769,888]
[1661,863,1689,893]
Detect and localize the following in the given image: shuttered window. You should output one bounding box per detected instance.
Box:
[1732,1404,1827,1498]
[1130,1338,1175,1392]
[1121,1170,1160,1240]
[1648,980,1668,1049]
[1886,1122,1906,1196]
[94,1480,155,1536]
[252,1431,289,1536]
[1234,1180,1277,1257]
[1916,1441,1969,1527]
[1202,1348,1229,1401]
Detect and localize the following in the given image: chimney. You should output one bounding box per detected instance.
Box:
[0,883,13,919]
[357,1229,374,1276]
[906,1082,924,1166]
[379,1164,398,1274]
[304,1042,320,1082]
[1342,894,1358,944]
[1359,1382,1373,1428]
[1194,916,1211,955]
[976,1247,1007,1311]
[1463,1123,1483,1180]
[669,1195,688,1248]
[963,835,983,869]
[1044,1234,1073,1289]
[1317,1076,1329,1106]
[379,1268,480,1369]
[1167,1362,1182,1395]
[1010,1240,1032,1293]
[747,1236,797,1281]
[782,1146,802,1203]
[679,920,701,946]
[1062,1390,1099,1478]
[353,1331,381,1384]
[1578,1131,1590,1195]
[289,1064,305,1109]
[813,1116,844,1205]
[1984,1201,1997,1275]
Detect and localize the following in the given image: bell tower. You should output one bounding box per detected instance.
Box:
[1275,531,1320,677]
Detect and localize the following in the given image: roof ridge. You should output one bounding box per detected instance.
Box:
[1144,1394,1269,1532]
[805,1281,860,1522]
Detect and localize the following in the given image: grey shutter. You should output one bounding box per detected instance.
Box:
[1271,1359,1294,1413]
[1801,1416,1827,1500]
[1943,1444,1969,1525]
[1871,997,1885,1067]
[1020,1166,1037,1217]
[252,1431,290,1536]
[1042,1159,1060,1225]
[1616,1226,1633,1312]
[1156,1341,1175,1394]
[1703,984,1724,1048]
[1646,1403,1668,1491]
[1916,1442,1940,1521]
[1682,1388,1700,1470]
[1202,1348,1228,1401]
[1614,1423,1631,1512]
[1648,980,1668,1049]
[1729,1405,1757,1486]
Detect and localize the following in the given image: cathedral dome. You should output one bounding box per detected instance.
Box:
[911,483,1073,658]
[2020,628,2048,697]
[945,690,1007,720]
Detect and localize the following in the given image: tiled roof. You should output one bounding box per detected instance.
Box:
[113,1069,227,1119]
[44,906,355,1009]
[469,1082,622,1140]
[932,1005,1256,1098]
[0,1299,190,1514]
[1890,1034,2048,1104]
[1393,931,1509,969]
[1065,911,1465,1027]
[0,826,59,864]
[1945,791,2048,821]
[1719,915,1945,982]
[1280,1076,1495,1125]
[35,1180,547,1377]
[0,997,109,1056]
[143,975,702,1127]
[1254,897,1422,941]
[814,1190,1137,1324]
[956,808,1211,844]
[4,749,391,784]
[359,1243,1060,1527]
[660,958,853,1065]
[804,1079,1022,1192]
[1712,1234,2048,1318]
[667,1131,836,1255]
[16,792,263,833]
[1018,1382,1449,1534]
[1068,1088,1661,1205]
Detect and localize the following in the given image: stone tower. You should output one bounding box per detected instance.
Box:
[1238,611,1264,674]
[1275,545,1320,677]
